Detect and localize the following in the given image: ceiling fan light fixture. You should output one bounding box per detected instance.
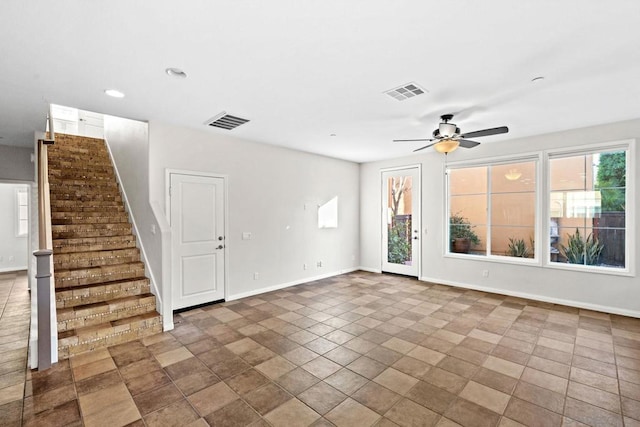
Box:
[439,123,457,138]
[434,139,459,154]
[505,169,522,180]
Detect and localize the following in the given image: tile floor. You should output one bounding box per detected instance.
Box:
[2,270,640,426]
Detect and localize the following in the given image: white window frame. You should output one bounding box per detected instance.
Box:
[15,187,29,237]
[445,152,542,266]
[544,139,634,277]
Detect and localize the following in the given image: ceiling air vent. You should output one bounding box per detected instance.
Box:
[384,82,427,101]
[205,112,250,130]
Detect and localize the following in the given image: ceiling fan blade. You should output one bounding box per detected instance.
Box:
[460,126,509,139]
[393,138,434,143]
[458,139,481,149]
[413,142,436,152]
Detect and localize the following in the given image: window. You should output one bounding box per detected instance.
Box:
[16,188,28,237]
[448,159,537,260]
[548,147,628,270]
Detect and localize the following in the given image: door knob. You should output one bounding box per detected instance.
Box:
[216,245,224,250]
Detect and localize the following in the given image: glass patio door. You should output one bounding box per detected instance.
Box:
[382,166,421,277]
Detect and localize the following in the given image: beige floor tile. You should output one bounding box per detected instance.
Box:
[264,398,320,427]
[459,380,510,414]
[302,357,341,379]
[69,348,112,368]
[521,367,568,395]
[407,345,446,366]
[78,382,130,416]
[382,337,416,354]
[83,395,141,427]
[187,381,238,416]
[0,382,25,406]
[155,347,193,367]
[373,368,418,395]
[326,398,381,427]
[226,337,261,354]
[386,398,440,427]
[482,356,524,379]
[72,357,116,381]
[255,356,297,379]
[570,367,619,394]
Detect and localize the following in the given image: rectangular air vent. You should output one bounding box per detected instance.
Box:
[384,82,427,101]
[205,112,250,130]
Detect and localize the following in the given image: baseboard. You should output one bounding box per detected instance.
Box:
[227,268,359,301]
[358,266,382,274]
[420,275,640,319]
[0,266,28,273]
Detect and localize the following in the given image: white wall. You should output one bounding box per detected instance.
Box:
[103,116,164,302]
[361,118,640,316]
[0,145,34,182]
[0,183,29,272]
[149,122,360,300]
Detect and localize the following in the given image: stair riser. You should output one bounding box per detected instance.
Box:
[50,181,118,189]
[53,238,137,254]
[52,225,132,239]
[54,249,140,270]
[51,200,122,209]
[58,321,162,359]
[50,194,122,202]
[56,278,150,309]
[55,267,145,289]
[58,301,157,333]
[52,215,129,225]
[49,171,115,180]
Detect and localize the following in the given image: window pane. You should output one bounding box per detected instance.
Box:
[386,175,414,265]
[449,163,484,250]
[19,219,28,236]
[491,162,536,193]
[492,226,535,258]
[450,167,486,195]
[491,193,535,227]
[550,150,626,269]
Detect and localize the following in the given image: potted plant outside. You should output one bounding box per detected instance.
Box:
[450,213,480,253]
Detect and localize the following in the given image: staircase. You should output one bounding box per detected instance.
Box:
[48,133,161,359]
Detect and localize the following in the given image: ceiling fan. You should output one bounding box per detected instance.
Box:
[394,114,509,154]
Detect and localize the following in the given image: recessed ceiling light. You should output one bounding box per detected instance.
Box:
[531,76,545,83]
[166,68,187,78]
[104,89,125,98]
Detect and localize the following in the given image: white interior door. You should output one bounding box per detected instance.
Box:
[382,167,421,277]
[170,173,226,309]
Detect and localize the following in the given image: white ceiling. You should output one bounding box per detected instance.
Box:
[1,1,639,163]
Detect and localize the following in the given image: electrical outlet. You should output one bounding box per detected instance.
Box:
[482,270,489,278]
[9,256,14,262]
[253,272,259,280]
[242,232,252,240]
[303,263,307,270]
[0,255,3,262]
[317,261,323,268]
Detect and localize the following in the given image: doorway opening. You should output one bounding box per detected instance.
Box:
[167,171,228,310]
[381,166,421,277]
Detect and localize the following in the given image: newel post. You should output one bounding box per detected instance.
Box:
[34,249,53,370]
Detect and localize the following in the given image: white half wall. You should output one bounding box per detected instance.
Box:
[103,116,165,311]
[149,122,360,300]
[0,183,29,271]
[361,118,640,316]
